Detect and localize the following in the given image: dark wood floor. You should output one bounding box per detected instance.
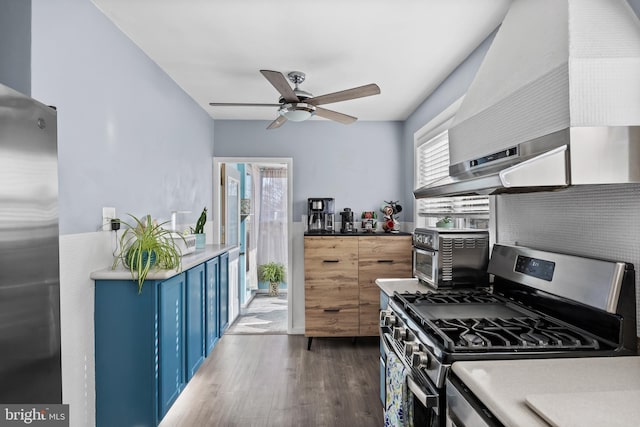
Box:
[159,335,384,427]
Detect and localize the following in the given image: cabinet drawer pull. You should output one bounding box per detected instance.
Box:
[323,308,341,312]
[323,259,340,263]
[377,259,394,263]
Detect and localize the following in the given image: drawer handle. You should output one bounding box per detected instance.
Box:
[377,259,394,263]
[323,308,341,312]
[323,259,340,263]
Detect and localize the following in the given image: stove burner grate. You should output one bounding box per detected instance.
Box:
[428,316,600,352]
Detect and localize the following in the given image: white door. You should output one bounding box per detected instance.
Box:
[223,166,241,323]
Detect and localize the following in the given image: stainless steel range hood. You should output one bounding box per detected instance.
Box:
[415,0,640,199]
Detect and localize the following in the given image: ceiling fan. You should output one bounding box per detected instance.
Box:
[209,70,381,129]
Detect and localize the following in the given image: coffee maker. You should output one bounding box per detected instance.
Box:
[307,198,334,233]
[340,207,355,233]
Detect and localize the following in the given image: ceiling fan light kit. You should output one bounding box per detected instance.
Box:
[278,102,316,122]
[209,69,380,129]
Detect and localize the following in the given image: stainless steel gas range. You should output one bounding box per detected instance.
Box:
[380,244,637,426]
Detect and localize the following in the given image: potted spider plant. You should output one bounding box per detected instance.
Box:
[112,214,182,293]
[258,262,286,296]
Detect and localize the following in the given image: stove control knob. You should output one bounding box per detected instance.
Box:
[404,342,420,356]
[411,351,430,369]
[392,327,407,340]
[384,314,398,327]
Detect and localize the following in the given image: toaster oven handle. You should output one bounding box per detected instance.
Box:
[414,247,436,256]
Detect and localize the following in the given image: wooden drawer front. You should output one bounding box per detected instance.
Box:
[305,308,358,336]
[304,237,358,283]
[305,282,358,309]
[358,235,412,262]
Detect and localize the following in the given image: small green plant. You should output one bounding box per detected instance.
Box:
[112,214,182,293]
[259,262,286,296]
[436,216,453,226]
[193,207,207,234]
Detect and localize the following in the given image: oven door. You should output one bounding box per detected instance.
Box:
[413,247,438,287]
[381,332,441,426]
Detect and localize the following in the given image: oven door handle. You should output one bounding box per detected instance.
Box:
[380,330,393,354]
[407,376,438,408]
[381,333,439,409]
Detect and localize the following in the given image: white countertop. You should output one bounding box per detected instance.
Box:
[375,277,434,296]
[452,356,640,427]
[91,244,235,281]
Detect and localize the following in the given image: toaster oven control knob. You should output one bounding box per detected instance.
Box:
[393,327,407,340]
[404,342,420,356]
[412,352,430,369]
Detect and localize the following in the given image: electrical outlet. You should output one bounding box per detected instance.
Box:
[102,207,116,231]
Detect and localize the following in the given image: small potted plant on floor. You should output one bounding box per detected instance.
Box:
[259,262,286,297]
[112,214,182,293]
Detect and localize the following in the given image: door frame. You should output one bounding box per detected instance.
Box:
[212,157,294,333]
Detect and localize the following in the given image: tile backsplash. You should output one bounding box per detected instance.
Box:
[494,184,640,337]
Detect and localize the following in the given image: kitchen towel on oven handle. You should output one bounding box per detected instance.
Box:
[384,345,414,427]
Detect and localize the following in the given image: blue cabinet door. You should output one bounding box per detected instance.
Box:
[158,274,185,419]
[219,252,229,335]
[95,279,158,427]
[205,257,219,354]
[185,264,205,380]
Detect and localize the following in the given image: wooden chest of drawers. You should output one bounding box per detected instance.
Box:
[304,234,411,338]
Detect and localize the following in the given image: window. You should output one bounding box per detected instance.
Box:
[414,99,489,228]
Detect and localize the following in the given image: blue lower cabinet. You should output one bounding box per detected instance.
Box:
[185,264,206,380]
[205,257,220,354]
[219,252,229,335]
[95,253,228,427]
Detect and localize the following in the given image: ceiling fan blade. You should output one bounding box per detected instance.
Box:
[260,70,299,103]
[267,115,287,130]
[209,102,280,107]
[307,83,380,106]
[314,107,357,124]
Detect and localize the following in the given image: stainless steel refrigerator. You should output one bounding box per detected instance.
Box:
[0,83,62,403]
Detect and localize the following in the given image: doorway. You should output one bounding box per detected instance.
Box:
[212,157,293,334]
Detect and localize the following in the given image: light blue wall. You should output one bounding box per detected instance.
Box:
[400,31,498,219]
[0,0,31,95]
[30,0,215,234]
[214,120,404,221]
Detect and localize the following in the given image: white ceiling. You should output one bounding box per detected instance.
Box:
[91,0,511,122]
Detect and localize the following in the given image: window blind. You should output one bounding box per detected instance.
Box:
[415,130,489,216]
